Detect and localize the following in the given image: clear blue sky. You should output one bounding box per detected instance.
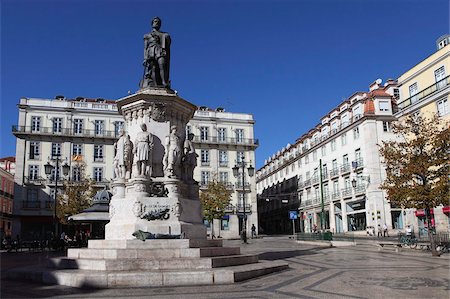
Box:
[1,0,449,168]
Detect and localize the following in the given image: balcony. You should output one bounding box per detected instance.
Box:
[311,175,319,185]
[24,176,46,185]
[354,184,366,194]
[220,182,234,190]
[303,179,311,187]
[340,163,351,174]
[224,204,235,212]
[322,172,329,181]
[341,187,352,198]
[92,180,110,187]
[234,182,251,190]
[236,204,252,212]
[22,201,40,209]
[219,161,228,167]
[201,161,210,166]
[193,136,259,147]
[331,191,340,200]
[352,158,364,170]
[398,75,450,111]
[12,126,119,140]
[330,168,339,178]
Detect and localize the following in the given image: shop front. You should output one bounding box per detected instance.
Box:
[346,200,366,232]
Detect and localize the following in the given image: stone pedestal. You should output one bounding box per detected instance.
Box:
[105,88,206,240]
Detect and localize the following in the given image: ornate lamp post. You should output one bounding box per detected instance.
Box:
[44,154,70,239]
[232,158,254,244]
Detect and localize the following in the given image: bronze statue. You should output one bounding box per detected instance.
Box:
[141,17,171,89]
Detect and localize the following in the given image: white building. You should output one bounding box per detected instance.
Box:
[256,79,399,234]
[12,97,258,240]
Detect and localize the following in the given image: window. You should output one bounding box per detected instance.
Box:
[94,145,104,161]
[186,125,192,136]
[28,165,39,180]
[200,127,209,141]
[235,129,244,143]
[344,177,351,189]
[341,113,349,127]
[53,117,63,133]
[201,171,210,185]
[27,189,38,202]
[437,98,449,116]
[355,148,361,161]
[409,83,418,103]
[219,172,228,183]
[219,150,228,166]
[352,105,362,119]
[305,154,309,164]
[93,167,103,182]
[393,88,400,99]
[218,128,227,142]
[331,139,336,151]
[321,146,326,156]
[341,133,347,146]
[236,151,244,163]
[332,159,338,170]
[353,126,360,139]
[312,150,317,161]
[305,171,310,180]
[74,119,83,134]
[383,121,392,132]
[435,66,446,89]
[72,167,81,182]
[314,187,320,200]
[343,154,349,166]
[94,120,104,135]
[221,218,229,231]
[51,143,61,157]
[201,150,210,166]
[31,116,41,132]
[114,121,124,137]
[29,141,40,159]
[379,101,390,112]
[333,180,339,193]
[72,144,82,156]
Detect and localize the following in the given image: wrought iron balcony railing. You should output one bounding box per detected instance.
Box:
[341,187,352,197]
[340,163,351,174]
[12,126,119,139]
[193,136,259,147]
[236,204,252,212]
[330,168,339,177]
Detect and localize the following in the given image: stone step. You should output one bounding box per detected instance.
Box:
[88,239,223,250]
[6,260,288,288]
[48,254,258,271]
[68,246,240,260]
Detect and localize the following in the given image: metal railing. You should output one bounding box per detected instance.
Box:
[24,176,46,185]
[398,75,450,111]
[12,126,119,139]
[332,191,340,200]
[354,184,366,194]
[235,182,251,189]
[341,187,352,197]
[352,158,364,169]
[193,136,259,146]
[330,168,339,177]
[311,175,320,185]
[22,201,40,209]
[340,164,351,174]
[236,204,252,212]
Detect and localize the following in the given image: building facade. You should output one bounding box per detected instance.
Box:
[394,35,450,236]
[257,79,399,235]
[12,98,258,240]
[189,106,259,239]
[0,157,15,239]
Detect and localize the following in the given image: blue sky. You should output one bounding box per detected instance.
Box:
[1,0,449,168]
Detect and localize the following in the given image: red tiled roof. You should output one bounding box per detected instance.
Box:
[0,157,15,162]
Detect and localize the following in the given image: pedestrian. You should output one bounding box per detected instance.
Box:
[251,224,257,239]
[382,223,388,237]
[377,224,382,237]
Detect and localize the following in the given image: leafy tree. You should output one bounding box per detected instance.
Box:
[379,114,449,255]
[56,162,97,224]
[200,180,232,239]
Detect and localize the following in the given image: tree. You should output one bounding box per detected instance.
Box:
[379,114,449,256]
[200,180,232,239]
[56,162,97,225]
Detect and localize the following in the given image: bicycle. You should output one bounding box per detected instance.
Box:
[399,233,418,249]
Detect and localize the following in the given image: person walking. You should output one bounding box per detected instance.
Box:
[251,224,257,239]
[382,223,388,237]
[377,224,382,237]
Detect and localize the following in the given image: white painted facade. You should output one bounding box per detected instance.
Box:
[257,79,401,235]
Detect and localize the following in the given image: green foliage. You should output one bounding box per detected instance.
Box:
[56,162,97,224]
[379,114,449,209]
[200,180,232,223]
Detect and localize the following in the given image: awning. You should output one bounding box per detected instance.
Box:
[415,208,434,217]
[68,212,110,221]
[443,206,450,214]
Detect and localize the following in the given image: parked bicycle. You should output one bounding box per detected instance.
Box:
[398,233,417,249]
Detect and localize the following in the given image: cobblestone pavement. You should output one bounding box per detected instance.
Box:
[1,236,449,298]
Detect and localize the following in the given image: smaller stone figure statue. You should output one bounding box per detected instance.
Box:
[124,134,134,179]
[163,125,181,178]
[141,16,171,89]
[113,129,127,180]
[133,123,154,177]
[182,133,198,182]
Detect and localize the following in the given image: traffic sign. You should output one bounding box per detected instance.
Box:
[289,210,298,220]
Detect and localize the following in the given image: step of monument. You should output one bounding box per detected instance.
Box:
[6,260,288,288]
[68,246,240,260]
[48,254,258,271]
[88,239,223,250]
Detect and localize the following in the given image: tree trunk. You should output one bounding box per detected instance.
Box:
[211,219,215,239]
[427,216,440,257]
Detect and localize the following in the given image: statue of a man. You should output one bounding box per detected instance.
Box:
[163,125,181,178]
[124,134,134,179]
[113,129,127,179]
[141,16,171,89]
[182,133,198,182]
[133,123,154,177]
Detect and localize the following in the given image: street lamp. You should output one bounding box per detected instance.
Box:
[232,158,254,244]
[44,154,70,239]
